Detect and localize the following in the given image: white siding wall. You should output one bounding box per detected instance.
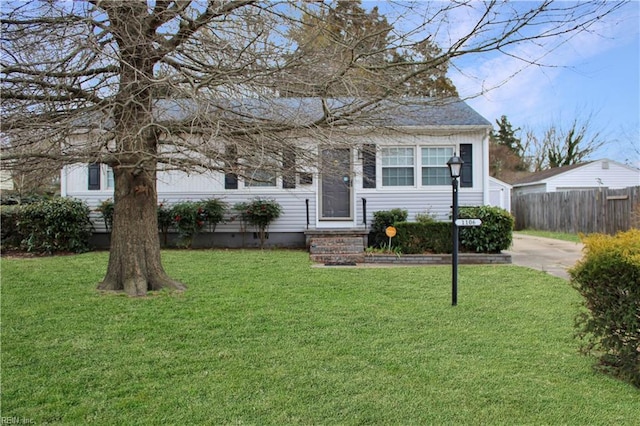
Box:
[356,190,484,226]
[354,129,487,224]
[0,170,13,191]
[513,183,547,196]
[488,177,511,211]
[547,160,640,191]
[64,164,317,233]
[63,127,489,233]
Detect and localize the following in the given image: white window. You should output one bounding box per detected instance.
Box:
[106,167,115,189]
[382,147,414,186]
[421,147,454,186]
[245,168,277,187]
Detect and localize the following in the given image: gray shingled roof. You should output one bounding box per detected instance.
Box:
[76,97,490,129]
[154,97,491,127]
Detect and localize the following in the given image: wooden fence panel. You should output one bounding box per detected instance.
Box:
[512,186,639,235]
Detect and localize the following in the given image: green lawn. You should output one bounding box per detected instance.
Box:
[515,229,583,243]
[2,250,638,424]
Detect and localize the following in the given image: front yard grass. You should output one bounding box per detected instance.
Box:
[2,250,638,424]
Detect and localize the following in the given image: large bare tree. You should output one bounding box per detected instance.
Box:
[1,1,624,295]
[522,112,607,172]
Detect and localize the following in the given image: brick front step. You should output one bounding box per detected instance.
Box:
[305,229,369,265]
[364,253,511,265]
[310,253,365,264]
[309,243,365,254]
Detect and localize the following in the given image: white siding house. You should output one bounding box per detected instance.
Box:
[62,98,496,247]
[489,177,512,211]
[511,159,640,196]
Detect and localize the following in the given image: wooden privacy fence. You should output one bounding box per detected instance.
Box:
[512,186,640,235]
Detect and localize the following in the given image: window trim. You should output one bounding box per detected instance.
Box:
[381,146,416,187]
[420,146,456,187]
[379,144,463,189]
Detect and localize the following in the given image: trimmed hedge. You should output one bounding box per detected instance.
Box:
[459,205,514,253]
[569,229,640,387]
[370,206,514,254]
[394,222,452,254]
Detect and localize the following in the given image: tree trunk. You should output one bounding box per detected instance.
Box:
[96,2,185,296]
[97,165,186,296]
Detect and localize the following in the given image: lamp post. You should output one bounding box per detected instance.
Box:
[447,154,464,306]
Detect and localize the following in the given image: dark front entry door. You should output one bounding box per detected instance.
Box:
[321,148,352,219]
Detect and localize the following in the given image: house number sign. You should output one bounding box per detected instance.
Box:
[455,218,482,227]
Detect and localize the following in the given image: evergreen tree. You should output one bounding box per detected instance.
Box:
[281,0,458,98]
[489,115,528,178]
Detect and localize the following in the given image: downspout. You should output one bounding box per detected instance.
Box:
[482,128,490,206]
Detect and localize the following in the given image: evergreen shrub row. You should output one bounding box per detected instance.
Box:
[98,197,281,248]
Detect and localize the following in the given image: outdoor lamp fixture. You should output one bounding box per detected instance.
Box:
[447,154,464,306]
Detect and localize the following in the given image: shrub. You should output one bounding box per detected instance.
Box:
[170,201,208,248]
[16,197,92,254]
[201,198,227,231]
[234,198,282,248]
[157,202,173,247]
[1,205,22,248]
[569,229,640,387]
[96,199,114,232]
[370,208,408,248]
[415,210,438,224]
[394,222,452,254]
[458,205,514,253]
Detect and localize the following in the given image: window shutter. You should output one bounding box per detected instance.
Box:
[460,144,473,188]
[88,163,101,190]
[282,148,296,189]
[225,144,238,189]
[362,144,376,188]
[224,174,238,190]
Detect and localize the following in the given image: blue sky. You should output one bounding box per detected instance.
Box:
[446,1,640,168]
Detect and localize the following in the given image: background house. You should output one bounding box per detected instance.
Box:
[62,98,501,248]
[511,159,639,234]
[511,159,640,196]
[489,176,512,211]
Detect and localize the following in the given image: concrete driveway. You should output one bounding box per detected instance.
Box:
[505,233,585,280]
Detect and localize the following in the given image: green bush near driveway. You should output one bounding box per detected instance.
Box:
[570,229,640,387]
[459,205,514,253]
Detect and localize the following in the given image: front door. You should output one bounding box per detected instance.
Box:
[320,148,352,220]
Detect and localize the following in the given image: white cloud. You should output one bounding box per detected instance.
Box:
[446,2,639,132]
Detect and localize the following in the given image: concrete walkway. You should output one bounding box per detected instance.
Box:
[505,233,585,280]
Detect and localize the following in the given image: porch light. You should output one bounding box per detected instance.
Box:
[447,155,464,179]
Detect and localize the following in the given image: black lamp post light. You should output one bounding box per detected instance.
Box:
[447,154,464,306]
